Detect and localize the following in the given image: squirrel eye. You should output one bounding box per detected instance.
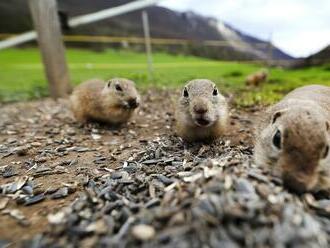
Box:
[213,88,218,96]
[273,129,281,149]
[322,145,329,159]
[183,88,189,97]
[115,84,123,92]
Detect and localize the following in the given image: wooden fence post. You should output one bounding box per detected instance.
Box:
[29,0,71,98]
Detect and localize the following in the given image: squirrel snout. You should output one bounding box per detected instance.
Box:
[193,105,208,114]
[128,98,139,109]
[282,172,314,194]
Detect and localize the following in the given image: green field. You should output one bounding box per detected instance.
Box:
[0,48,330,105]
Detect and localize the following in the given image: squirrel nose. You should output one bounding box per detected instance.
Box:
[193,105,208,114]
[128,98,139,108]
[282,172,308,194]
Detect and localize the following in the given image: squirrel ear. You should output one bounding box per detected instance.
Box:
[272,111,282,124]
[183,87,189,97]
[326,121,330,131]
[271,108,288,124]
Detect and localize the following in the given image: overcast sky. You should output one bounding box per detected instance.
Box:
[159,0,330,58]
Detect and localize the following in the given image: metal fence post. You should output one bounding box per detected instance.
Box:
[142,10,154,80]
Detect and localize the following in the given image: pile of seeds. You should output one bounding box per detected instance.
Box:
[31,136,329,247]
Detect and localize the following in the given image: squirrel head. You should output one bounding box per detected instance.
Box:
[255,105,330,193]
[178,79,227,128]
[103,78,140,110]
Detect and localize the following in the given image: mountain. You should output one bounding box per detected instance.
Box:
[0,0,293,62]
[213,22,291,61]
[293,45,330,68]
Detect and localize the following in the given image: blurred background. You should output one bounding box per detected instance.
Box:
[0,0,329,104]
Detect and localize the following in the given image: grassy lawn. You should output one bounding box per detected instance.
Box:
[0,48,330,105]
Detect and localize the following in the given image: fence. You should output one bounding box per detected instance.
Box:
[0,33,297,65]
[0,0,161,99]
[5,33,328,67]
[0,33,271,48]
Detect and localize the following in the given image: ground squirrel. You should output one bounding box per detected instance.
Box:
[175,79,228,142]
[254,85,330,193]
[246,69,268,87]
[70,78,140,125]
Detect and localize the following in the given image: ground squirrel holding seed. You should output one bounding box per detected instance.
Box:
[246,69,268,87]
[70,78,140,125]
[175,79,228,142]
[255,85,330,193]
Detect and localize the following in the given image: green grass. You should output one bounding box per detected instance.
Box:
[1,48,330,105]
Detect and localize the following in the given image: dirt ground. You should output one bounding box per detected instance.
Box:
[0,89,258,245]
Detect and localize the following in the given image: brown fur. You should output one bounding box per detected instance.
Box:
[254,85,330,193]
[175,79,228,142]
[70,78,140,125]
[246,69,268,87]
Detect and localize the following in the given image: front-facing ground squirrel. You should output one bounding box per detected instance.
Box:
[70,78,140,125]
[255,85,330,193]
[175,79,229,142]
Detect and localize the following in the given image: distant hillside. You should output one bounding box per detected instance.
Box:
[0,0,293,62]
[293,45,330,68]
